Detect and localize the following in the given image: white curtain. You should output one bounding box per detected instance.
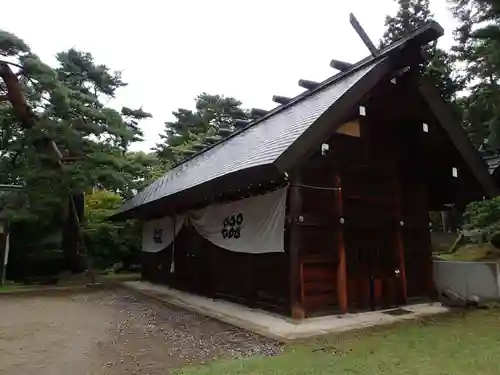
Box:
[142,215,185,253]
[189,186,287,253]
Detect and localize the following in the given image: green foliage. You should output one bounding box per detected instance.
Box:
[451,0,500,151]
[380,0,461,103]
[0,29,159,273]
[380,0,432,44]
[463,197,500,230]
[155,93,249,162]
[0,30,30,56]
[83,189,141,269]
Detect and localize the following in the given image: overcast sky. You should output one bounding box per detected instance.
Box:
[2,0,457,151]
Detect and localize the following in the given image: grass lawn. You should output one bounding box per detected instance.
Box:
[101,272,141,282]
[0,283,34,293]
[438,243,500,262]
[177,309,500,375]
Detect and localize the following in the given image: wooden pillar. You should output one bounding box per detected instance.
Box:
[420,182,435,298]
[289,174,305,320]
[392,166,407,302]
[334,172,348,313]
[247,254,255,307]
[209,244,218,298]
[0,222,8,286]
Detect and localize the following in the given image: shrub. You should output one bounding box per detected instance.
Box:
[83,189,141,269]
[463,196,500,230]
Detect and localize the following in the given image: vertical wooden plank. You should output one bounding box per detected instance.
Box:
[359,115,371,162]
[395,227,407,302]
[420,181,435,298]
[210,243,218,298]
[334,172,348,313]
[247,253,255,307]
[289,173,305,320]
[393,164,408,302]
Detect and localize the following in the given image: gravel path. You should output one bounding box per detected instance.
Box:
[0,289,282,375]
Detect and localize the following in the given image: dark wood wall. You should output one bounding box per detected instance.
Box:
[142,223,289,314]
[142,75,484,318]
[288,75,481,316]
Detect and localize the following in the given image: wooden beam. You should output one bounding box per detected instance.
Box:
[392,163,407,303]
[334,172,348,313]
[233,119,250,129]
[349,13,379,56]
[250,108,268,119]
[218,127,233,136]
[330,59,353,72]
[420,181,436,299]
[289,173,305,319]
[298,79,320,90]
[272,95,292,105]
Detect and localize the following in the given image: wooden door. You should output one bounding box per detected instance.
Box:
[342,164,407,311]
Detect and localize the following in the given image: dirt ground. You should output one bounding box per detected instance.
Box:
[0,289,282,375]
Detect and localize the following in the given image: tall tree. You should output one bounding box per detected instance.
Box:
[155,93,249,162]
[380,0,461,103]
[452,0,500,151]
[0,30,150,271]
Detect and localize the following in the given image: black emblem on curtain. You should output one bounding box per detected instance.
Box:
[221,213,244,239]
[153,228,163,244]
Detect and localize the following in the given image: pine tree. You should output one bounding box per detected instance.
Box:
[0,30,151,271]
[380,0,461,103]
[155,93,249,162]
[452,0,500,151]
[381,0,432,44]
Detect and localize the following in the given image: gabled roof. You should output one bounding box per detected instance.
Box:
[119,60,386,217]
[115,21,496,220]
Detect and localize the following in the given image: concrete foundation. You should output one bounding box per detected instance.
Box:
[122,281,450,341]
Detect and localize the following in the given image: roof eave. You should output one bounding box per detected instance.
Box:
[117,21,446,218]
[110,163,284,221]
[167,21,444,173]
[275,58,393,172]
[417,76,500,198]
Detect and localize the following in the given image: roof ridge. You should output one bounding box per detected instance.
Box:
[114,21,444,219]
[169,21,442,170]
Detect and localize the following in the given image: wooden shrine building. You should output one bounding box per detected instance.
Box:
[113,21,498,319]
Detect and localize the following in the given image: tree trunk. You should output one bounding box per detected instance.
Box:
[61,193,86,273]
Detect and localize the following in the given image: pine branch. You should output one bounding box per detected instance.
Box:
[0,59,23,70]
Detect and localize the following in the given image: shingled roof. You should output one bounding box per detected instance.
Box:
[114,21,497,220]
